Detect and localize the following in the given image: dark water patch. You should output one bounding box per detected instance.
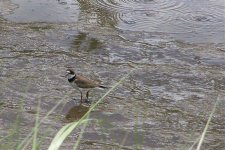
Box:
[4,0,80,23]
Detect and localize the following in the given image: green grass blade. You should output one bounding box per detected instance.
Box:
[196,95,221,150]
[18,91,74,150]
[188,136,200,150]
[32,96,41,150]
[48,119,90,150]
[73,113,90,150]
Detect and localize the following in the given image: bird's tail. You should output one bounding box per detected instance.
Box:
[99,85,108,89]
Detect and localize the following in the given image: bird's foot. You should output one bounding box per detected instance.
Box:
[83,98,92,104]
[72,98,78,101]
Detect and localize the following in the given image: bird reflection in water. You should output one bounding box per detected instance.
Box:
[63,102,90,123]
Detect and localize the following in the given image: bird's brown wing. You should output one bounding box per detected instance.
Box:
[75,75,99,88]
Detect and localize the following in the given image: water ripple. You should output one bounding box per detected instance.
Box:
[92,0,186,12]
[83,0,187,29]
[80,0,225,42]
[85,0,187,31]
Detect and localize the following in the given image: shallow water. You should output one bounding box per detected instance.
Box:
[0,0,225,149]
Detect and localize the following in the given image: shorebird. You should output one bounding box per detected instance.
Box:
[65,69,107,103]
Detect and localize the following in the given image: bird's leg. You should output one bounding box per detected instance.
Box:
[86,90,90,99]
[85,90,91,104]
[79,90,83,104]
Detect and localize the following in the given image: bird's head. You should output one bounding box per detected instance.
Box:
[66,69,76,79]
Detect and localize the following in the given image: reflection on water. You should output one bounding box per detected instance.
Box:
[3,0,224,42]
[77,0,118,28]
[64,103,89,122]
[86,0,225,43]
[71,32,103,52]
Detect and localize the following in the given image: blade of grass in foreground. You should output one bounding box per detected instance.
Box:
[73,113,90,150]
[48,69,135,150]
[32,96,41,150]
[48,119,91,150]
[18,91,74,150]
[196,95,221,150]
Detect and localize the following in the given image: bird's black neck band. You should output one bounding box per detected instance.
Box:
[68,75,76,82]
